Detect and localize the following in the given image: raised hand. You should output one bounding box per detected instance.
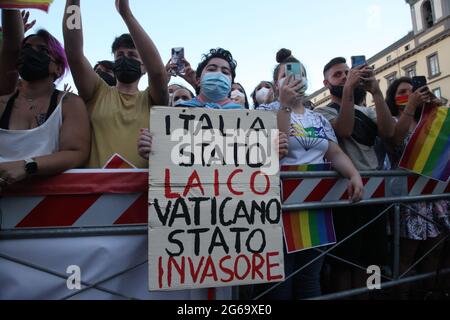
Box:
[22,11,36,33]
[115,0,131,17]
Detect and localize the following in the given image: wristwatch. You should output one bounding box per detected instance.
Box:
[24,158,38,175]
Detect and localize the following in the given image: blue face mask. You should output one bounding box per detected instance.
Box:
[200,72,232,102]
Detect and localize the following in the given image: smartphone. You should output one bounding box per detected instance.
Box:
[412,76,427,92]
[351,55,367,69]
[285,62,303,82]
[171,47,185,75]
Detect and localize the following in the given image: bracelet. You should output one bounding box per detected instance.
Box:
[280,106,292,113]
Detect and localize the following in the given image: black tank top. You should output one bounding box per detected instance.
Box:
[0,89,60,130]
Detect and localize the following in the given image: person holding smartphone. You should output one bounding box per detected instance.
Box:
[255,49,364,300]
[315,56,397,294]
[384,77,449,299]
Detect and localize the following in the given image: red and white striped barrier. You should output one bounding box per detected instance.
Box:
[1,170,148,230]
[282,177,385,204]
[2,170,450,230]
[407,175,450,196]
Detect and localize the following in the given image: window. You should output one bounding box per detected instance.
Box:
[387,76,396,86]
[427,53,440,77]
[405,45,410,51]
[371,64,376,70]
[387,55,392,62]
[433,88,441,99]
[422,0,435,29]
[385,72,397,86]
[406,67,416,78]
[403,62,417,79]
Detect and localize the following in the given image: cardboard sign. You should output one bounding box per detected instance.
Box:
[148,107,285,291]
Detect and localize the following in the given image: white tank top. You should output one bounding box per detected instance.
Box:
[0,92,66,163]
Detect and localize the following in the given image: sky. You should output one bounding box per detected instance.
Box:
[19,0,413,97]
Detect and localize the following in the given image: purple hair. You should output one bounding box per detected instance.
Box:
[23,29,69,80]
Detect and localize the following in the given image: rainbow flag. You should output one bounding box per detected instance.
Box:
[281,163,336,253]
[0,0,54,12]
[396,95,409,110]
[399,106,450,182]
[103,154,136,169]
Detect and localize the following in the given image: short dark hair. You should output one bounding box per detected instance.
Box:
[385,77,416,118]
[111,34,135,54]
[94,60,114,72]
[323,57,347,77]
[196,48,237,82]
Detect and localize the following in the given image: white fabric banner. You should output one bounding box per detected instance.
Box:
[0,235,232,300]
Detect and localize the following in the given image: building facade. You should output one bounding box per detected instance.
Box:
[309,0,450,108]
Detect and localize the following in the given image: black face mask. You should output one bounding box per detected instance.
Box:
[113,57,142,84]
[329,84,367,105]
[17,46,51,81]
[329,84,344,98]
[97,71,117,86]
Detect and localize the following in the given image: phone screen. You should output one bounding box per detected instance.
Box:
[412,76,427,92]
[285,63,303,81]
[171,47,185,75]
[351,56,367,69]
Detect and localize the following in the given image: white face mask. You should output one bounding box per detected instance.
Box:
[231,89,246,107]
[231,89,245,99]
[255,87,270,104]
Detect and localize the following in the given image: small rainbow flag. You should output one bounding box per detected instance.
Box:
[399,105,450,182]
[103,154,136,169]
[0,0,54,12]
[281,163,336,253]
[396,95,409,110]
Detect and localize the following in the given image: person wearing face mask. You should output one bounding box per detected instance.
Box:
[255,49,364,300]
[177,48,241,110]
[63,0,168,169]
[138,49,241,161]
[167,83,182,105]
[93,60,116,87]
[171,86,194,107]
[252,81,275,109]
[230,82,249,109]
[315,57,396,294]
[0,10,90,192]
[384,78,449,299]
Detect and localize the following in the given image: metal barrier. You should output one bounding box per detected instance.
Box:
[1,169,449,299]
[252,170,450,300]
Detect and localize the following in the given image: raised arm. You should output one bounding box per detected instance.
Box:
[362,67,396,140]
[116,0,168,106]
[62,0,98,102]
[330,69,361,138]
[391,87,431,146]
[277,75,302,134]
[0,9,23,95]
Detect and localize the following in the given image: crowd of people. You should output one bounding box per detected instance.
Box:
[0,1,449,300]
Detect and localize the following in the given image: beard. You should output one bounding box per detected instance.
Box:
[329,84,367,105]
